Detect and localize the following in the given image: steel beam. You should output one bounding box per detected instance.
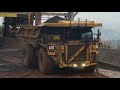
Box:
[42,12,68,16]
[67,12,78,20]
[35,12,42,25]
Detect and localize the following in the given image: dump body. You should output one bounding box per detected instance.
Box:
[17,20,102,70]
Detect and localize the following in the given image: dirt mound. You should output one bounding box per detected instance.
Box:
[44,16,65,23]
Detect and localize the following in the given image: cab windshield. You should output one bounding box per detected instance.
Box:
[40,26,93,43]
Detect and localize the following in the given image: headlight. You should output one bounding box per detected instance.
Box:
[96,45,98,49]
[49,46,55,50]
[61,46,64,50]
[82,63,86,67]
[73,64,78,67]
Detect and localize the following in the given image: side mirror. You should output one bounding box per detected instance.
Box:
[98,29,101,36]
[96,29,101,42]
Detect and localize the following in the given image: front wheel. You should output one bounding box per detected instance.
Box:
[38,47,55,74]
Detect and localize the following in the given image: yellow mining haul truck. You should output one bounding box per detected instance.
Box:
[16,19,102,74]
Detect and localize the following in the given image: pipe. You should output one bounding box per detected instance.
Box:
[35,12,42,26]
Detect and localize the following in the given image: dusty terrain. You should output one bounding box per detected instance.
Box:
[0,50,106,78]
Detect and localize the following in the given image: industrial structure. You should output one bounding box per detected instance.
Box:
[0,12,78,37]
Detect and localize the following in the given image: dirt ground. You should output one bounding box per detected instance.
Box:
[0,37,26,49]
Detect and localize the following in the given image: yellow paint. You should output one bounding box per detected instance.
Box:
[65,44,68,62]
[53,35,60,40]
[44,23,102,27]
[48,52,56,55]
[89,50,97,53]
[0,13,17,17]
[87,46,89,61]
[85,61,90,64]
[58,20,95,24]
[90,63,97,65]
[59,61,97,68]
[61,45,64,50]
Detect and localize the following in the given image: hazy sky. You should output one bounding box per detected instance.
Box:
[75,12,120,40]
[75,12,120,32]
[0,12,120,40]
[0,17,3,25]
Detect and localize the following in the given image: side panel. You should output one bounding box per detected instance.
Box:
[24,38,37,48]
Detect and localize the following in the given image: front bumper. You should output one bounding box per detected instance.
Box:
[59,61,97,69]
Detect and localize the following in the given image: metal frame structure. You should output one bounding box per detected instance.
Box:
[0,12,79,20]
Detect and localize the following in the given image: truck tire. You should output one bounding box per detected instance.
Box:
[85,65,96,73]
[38,47,55,74]
[23,44,37,69]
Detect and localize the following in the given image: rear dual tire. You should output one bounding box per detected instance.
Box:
[23,45,58,74]
[23,44,37,69]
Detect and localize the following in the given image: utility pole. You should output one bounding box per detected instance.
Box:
[28,12,34,26]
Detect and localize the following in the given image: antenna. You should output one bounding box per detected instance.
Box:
[85,19,87,27]
[70,19,71,27]
[78,18,80,27]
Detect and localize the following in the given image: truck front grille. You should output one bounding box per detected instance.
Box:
[67,45,86,63]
